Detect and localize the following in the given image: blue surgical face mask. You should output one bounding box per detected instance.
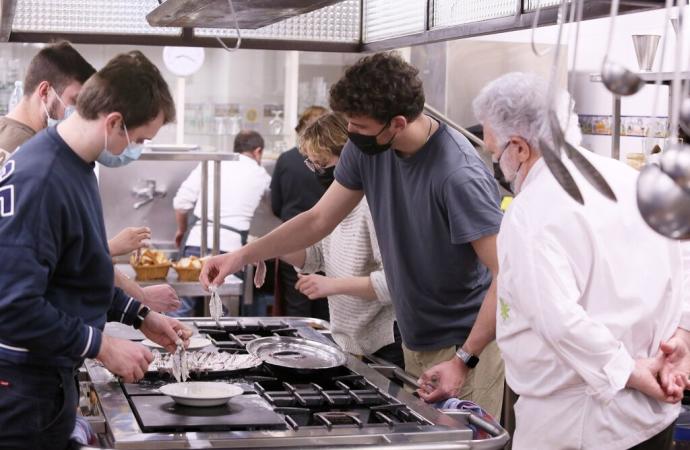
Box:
[97,121,144,168]
[63,105,76,120]
[43,87,69,128]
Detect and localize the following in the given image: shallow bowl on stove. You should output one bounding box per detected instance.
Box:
[159,381,243,407]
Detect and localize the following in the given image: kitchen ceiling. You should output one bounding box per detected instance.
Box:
[3,0,668,52]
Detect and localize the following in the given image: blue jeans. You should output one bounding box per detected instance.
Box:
[0,362,77,450]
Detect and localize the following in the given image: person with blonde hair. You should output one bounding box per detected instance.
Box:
[279,112,402,365]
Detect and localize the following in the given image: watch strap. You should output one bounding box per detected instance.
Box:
[455,347,480,369]
[133,305,151,330]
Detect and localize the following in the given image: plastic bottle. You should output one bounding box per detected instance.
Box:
[7,80,22,113]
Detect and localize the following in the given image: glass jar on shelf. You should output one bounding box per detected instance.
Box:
[268,110,284,136]
[228,114,242,135]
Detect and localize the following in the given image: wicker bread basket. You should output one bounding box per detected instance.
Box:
[132,263,171,281]
[130,249,171,281]
[172,265,201,282]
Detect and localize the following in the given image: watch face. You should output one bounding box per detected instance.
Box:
[467,355,480,368]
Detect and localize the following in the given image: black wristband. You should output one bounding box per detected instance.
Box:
[133,305,151,330]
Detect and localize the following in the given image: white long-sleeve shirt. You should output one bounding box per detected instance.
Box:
[301,198,395,355]
[496,152,690,450]
[173,154,271,252]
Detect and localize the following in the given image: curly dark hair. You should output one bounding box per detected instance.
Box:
[329,52,425,123]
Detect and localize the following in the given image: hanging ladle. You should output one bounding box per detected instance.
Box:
[539,0,616,204]
[637,159,690,239]
[537,0,585,204]
[554,0,617,202]
[601,0,645,96]
[637,0,690,240]
[653,0,690,192]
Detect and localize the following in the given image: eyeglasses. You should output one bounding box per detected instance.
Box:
[304,158,328,174]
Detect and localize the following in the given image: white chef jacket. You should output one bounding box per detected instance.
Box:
[173,154,271,252]
[496,151,690,450]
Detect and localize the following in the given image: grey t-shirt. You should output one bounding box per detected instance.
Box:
[335,122,502,351]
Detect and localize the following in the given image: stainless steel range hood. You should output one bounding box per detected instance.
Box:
[147,0,346,29]
[0,0,16,41]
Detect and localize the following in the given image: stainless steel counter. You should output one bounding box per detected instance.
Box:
[87,317,509,450]
[115,263,242,297]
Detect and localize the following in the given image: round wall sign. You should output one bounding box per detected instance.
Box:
[163,47,205,77]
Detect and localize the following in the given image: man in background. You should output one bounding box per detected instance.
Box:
[0,41,94,161]
[172,130,271,316]
[270,105,329,320]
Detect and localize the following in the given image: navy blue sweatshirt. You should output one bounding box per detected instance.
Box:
[0,127,141,368]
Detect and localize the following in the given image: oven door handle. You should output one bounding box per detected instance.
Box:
[439,409,504,438]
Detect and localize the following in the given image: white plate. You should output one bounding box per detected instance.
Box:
[144,144,200,152]
[141,337,212,351]
[159,382,243,407]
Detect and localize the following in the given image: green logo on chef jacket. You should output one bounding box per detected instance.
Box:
[499,297,510,321]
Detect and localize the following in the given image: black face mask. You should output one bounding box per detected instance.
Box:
[315,166,336,189]
[348,120,396,156]
[493,161,513,194]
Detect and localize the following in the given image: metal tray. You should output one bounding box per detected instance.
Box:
[246,336,347,370]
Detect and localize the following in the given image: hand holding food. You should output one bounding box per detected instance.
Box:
[109,226,151,257]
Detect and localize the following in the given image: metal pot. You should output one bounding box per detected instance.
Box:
[246,336,347,375]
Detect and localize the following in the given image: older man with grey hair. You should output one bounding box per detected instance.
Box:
[418,72,690,450]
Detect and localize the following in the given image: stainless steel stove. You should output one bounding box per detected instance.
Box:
[88,317,509,449]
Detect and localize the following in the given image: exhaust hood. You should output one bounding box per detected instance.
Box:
[147,0,346,29]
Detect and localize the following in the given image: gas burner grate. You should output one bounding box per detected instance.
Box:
[195,320,300,351]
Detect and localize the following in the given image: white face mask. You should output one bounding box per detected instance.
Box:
[97,121,144,168]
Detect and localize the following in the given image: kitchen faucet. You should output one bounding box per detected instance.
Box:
[132,179,166,209]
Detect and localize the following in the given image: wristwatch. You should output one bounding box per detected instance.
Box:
[133,305,151,330]
[455,347,479,369]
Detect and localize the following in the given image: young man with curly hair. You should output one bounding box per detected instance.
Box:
[200,52,504,416]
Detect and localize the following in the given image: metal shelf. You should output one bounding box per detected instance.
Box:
[590,71,690,159]
[138,151,239,162]
[590,71,690,85]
